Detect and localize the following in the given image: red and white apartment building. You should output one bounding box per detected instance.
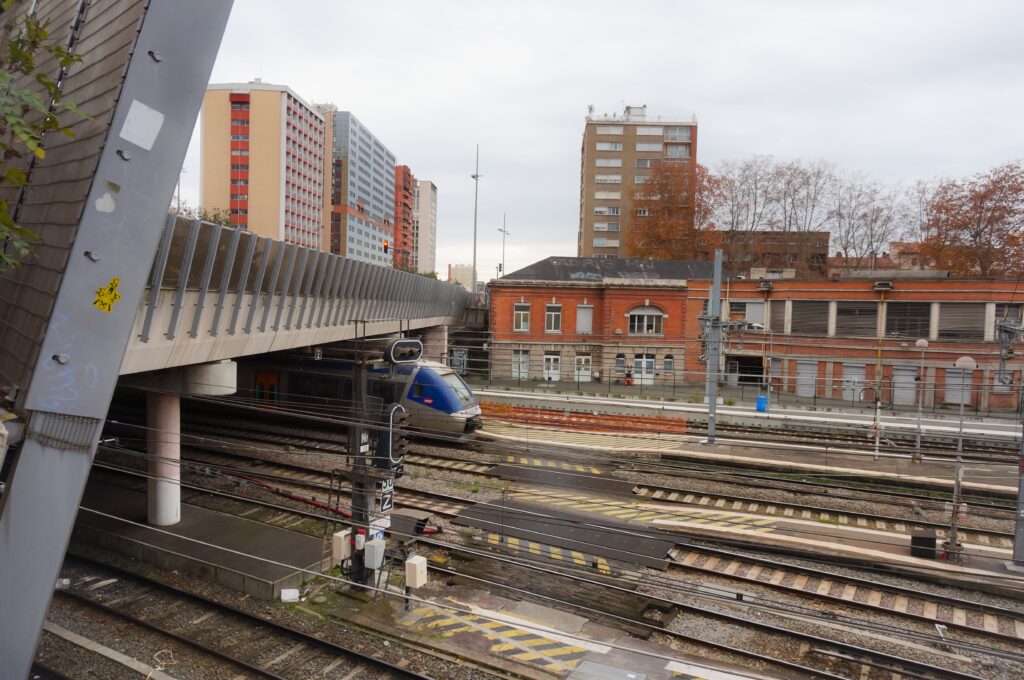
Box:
[489,257,1024,413]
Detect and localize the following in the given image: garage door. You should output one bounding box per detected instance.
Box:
[841,364,866,402]
[892,366,918,406]
[796,361,817,398]
[945,368,973,405]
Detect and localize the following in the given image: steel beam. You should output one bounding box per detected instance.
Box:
[0,3,233,677]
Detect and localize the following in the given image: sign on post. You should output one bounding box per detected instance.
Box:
[380,478,394,513]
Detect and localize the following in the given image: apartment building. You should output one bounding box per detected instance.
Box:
[414,180,438,275]
[578,105,698,259]
[490,258,1024,412]
[329,111,395,266]
[394,165,416,269]
[202,80,327,249]
[448,264,473,289]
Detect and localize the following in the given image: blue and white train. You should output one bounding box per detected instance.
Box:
[246,358,482,442]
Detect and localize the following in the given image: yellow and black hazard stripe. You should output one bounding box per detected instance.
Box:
[483,532,623,576]
[505,455,603,475]
[409,606,588,672]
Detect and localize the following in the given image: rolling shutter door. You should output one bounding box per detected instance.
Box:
[796,361,817,397]
[892,366,918,406]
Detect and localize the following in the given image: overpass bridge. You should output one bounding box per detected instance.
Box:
[122,213,472,375]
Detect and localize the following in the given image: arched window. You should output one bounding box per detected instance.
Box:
[628,306,664,335]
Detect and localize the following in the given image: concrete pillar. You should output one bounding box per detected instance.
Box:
[827,301,837,337]
[929,302,940,341]
[784,300,792,335]
[419,324,449,364]
[147,392,181,526]
[984,303,996,341]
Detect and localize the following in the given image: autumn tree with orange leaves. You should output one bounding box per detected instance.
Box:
[627,162,720,259]
[917,162,1024,277]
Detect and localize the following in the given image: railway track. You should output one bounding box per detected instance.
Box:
[668,545,1024,645]
[402,449,1016,551]
[481,403,1021,464]
[430,541,992,680]
[57,554,431,679]
[89,455,1014,679]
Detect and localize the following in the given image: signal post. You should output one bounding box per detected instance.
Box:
[347,338,420,587]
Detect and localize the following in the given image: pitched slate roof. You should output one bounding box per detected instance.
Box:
[500,257,716,282]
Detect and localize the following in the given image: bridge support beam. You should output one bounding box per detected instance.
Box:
[135,361,237,526]
[147,393,181,525]
[419,325,450,364]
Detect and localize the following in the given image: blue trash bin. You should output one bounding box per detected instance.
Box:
[756,395,768,412]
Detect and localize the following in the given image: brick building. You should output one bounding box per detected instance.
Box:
[490,257,1024,412]
[393,165,415,269]
[490,257,714,385]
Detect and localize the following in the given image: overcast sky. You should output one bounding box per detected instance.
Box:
[179,1,1024,280]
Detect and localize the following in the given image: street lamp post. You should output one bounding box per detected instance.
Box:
[914,338,929,463]
[945,355,977,558]
[470,145,481,299]
[497,214,510,278]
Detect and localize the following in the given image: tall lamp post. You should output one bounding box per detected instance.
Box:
[914,338,929,463]
[497,214,510,278]
[470,145,481,300]
[945,355,976,558]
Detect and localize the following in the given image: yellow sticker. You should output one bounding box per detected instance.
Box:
[92,277,122,313]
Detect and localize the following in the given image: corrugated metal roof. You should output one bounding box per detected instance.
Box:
[498,257,716,282]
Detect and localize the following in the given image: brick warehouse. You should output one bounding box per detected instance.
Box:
[489,257,1024,413]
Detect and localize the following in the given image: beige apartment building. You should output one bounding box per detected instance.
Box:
[201,80,328,249]
[577,105,698,258]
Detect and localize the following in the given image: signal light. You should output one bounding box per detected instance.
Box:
[386,338,422,364]
[383,240,390,254]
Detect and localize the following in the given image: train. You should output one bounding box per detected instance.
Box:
[244,357,483,442]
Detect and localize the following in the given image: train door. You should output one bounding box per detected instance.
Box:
[255,371,280,403]
[633,354,655,385]
[574,354,592,382]
[892,366,918,406]
[796,361,816,398]
[543,352,561,381]
[841,364,866,402]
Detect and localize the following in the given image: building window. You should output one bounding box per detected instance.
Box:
[593,238,620,248]
[938,303,985,340]
[886,302,931,338]
[636,142,663,152]
[545,304,562,333]
[628,306,664,335]
[594,206,621,216]
[635,208,650,217]
[576,305,593,334]
[596,142,623,151]
[634,174,651,184]
[665,126,692,141]
[594,191,621,200]
[596,125,623,135]
[791,300,829,335]
[636,159,653,168]
[513,303,530,332]
[615,354,625,371]
[663,355,674,372]
[593,222,621,232]
[636,126,664,135]
[665,144,690,158]
[595,158,622,167]
[595,174,622,184]
[995,304,1022,335]
[836,301,878,337]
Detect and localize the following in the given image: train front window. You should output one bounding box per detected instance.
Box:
[440,372,474,402]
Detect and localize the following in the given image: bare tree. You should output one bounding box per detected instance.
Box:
[828,172,901,270]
